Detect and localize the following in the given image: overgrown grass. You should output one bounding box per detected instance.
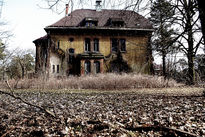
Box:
[0,73,178,90]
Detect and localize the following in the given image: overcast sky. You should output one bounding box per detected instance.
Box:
[1,0,65,50]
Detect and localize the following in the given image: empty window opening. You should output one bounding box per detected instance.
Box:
[69,48,75,54]
[57,65,60,73]
[111,38,118,52]
[52,65,55,73]
[69,38,74,42]
[57,41,60,49]
[111,38,126,52]
[120,39,126,52]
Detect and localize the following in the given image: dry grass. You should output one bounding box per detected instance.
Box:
[0,73,178,90]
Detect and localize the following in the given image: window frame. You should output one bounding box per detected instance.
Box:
[94,61,100,74]
[84,38,91,52]
[84,60,91,75]
[111,38,126,53]
[57,65,60,73]
[52,65,55,73]
[94,38,99,52]
[111,38,118,52]
[120,38,126,52]
[57,40,60,49]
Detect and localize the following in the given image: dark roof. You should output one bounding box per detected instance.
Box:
[33,35,48,44]
[46,9,152,30]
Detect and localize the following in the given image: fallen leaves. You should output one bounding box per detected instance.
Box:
[0,90,204,136]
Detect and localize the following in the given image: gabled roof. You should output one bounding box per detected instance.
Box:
[46,9,152,30]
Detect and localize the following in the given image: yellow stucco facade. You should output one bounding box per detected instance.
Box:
[50,34,151,75]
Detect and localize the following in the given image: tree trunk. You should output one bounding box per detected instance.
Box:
[197,0,205,43]
[185,1,195,85]
[187,24,195,85]
[162,52,167,79]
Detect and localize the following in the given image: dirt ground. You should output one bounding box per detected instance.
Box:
[0,87,205,137]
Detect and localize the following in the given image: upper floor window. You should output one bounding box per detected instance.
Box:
[85,38,91,52]
[69,48,75,54]
[57,40,60,49]
[111,38,118,52]
[81,17,98,27]
[106,18,125,27]
[94,38,99,52]
[120,39,126,52]
[111,38,126,52]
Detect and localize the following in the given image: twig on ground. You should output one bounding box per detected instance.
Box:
[0,81,56,118]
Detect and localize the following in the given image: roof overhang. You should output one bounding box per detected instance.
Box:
[45,27,154,36]
[45,26,153,32]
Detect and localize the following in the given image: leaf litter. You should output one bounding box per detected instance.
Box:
[0,90,205,136]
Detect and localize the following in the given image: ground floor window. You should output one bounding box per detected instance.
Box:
[85,60,91,74]
[94,61,100,74]
[57,65,60,73]
[52,65,55,73]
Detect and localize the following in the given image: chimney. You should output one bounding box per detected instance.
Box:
[95,0,102,11]
[65,4,69,16]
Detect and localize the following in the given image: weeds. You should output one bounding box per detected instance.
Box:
[0,73,178,90]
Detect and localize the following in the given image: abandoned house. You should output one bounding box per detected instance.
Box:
[33,2,153,77]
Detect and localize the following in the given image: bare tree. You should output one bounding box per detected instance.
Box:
[171,0,203,84]
[196,0,205,44]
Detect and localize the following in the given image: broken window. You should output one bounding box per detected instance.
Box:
[85,38,91,52]
[57,65,60,73]
[69,48,75,64]
[57,40,60,49]
[94,38,99,52]
[111,38,118,52]
[94,61,100,74]
[69,48,75,54]
[106,18,124,27]
[52,65,55,73]
[85,60,91,74]
[120,39,126,52]
[82,17,98,27]
[111,38,126,52]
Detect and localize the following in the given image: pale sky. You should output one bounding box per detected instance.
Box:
[2,0,64,50]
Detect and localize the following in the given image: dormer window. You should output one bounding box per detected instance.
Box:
[81,17,98,27]
[106,18,125,27]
